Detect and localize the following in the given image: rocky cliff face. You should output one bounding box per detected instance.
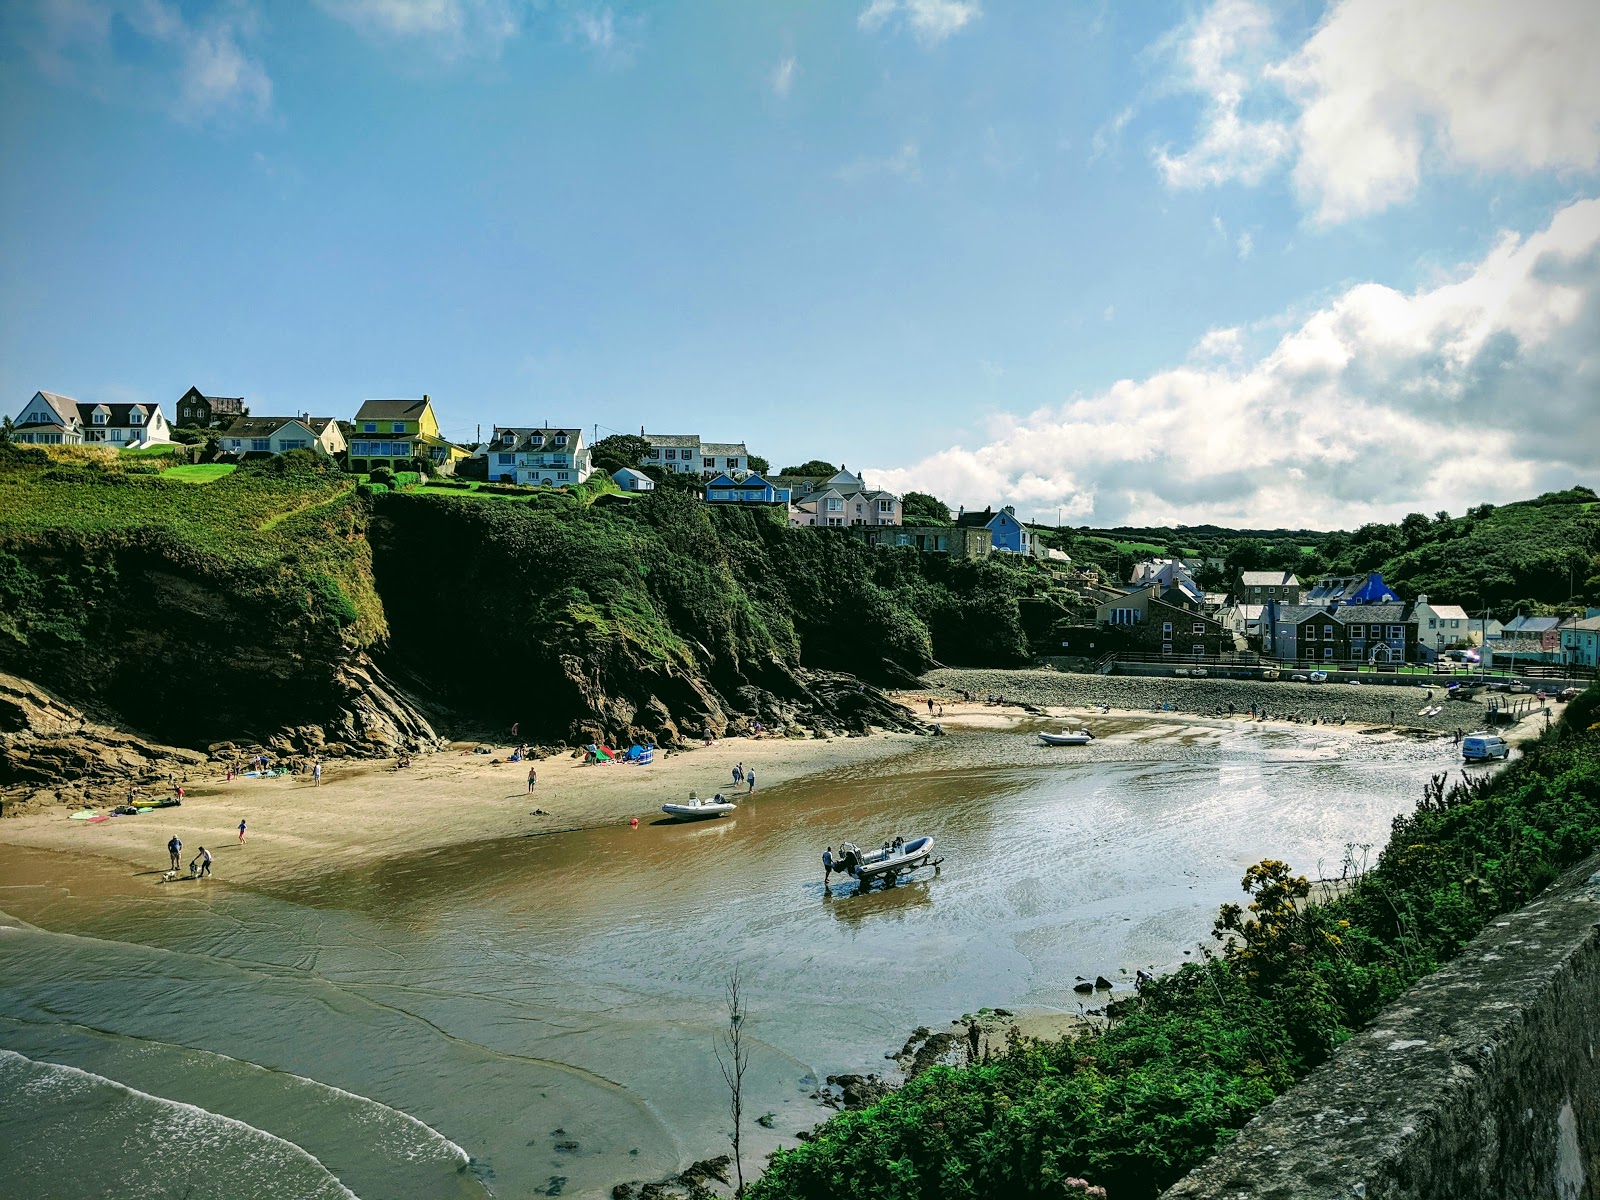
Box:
[0,671,209,810]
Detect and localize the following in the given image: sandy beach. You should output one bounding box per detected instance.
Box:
[2,667,1561,893]
[0,730,930,887]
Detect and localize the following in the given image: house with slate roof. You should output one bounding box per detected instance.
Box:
[349,396,463,474]
[1412,595,1474,660]
[784,468,901,527]
[704,472,789,505]
[1234,569,1302,604]
[954,505,1032,554]
[641,432,752,478]
[612,467,655,493]
[219,415,346,458]
[480,426,592,487]
[1263,600,1417,665]
[175,387,246,429]
[1303,572,1399,605]
[10,391,172,448]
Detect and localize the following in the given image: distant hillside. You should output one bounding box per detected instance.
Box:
[1023,491,1598,615]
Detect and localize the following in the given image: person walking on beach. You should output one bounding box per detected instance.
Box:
[191,847,212,879]
[746,770,756,794]
[731,765,741,787]
[238,819,246,844]
[312,760,322,786]
[823,846,835,883]
[167,835,182,872]
[527,766,537,793]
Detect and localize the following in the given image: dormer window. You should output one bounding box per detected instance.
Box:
[92,411,106,425]
[531,434,543,446]
[501,431,515,444]
[130,411,143,425]
[554,434,566,445]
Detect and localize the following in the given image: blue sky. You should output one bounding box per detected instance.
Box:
[2,0,1597,526]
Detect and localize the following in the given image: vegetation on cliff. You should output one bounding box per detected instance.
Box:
[0,445,386,745]
[748,691,1600,1200]
[370,490,1030,743]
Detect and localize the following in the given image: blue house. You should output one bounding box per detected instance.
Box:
[1304,571,1399,605]
[704,472,791,505]
[954,505,1034,554]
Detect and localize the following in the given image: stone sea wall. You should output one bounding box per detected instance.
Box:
[1162,852,1600,1200]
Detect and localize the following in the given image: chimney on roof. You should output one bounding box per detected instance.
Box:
[423,394,430,404]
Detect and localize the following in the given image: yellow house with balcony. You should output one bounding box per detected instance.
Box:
[348,395,461,473]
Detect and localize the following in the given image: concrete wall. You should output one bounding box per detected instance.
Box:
[1163,853,1600,1200]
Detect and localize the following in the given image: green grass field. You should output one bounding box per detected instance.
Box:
[160,463,236,484]
[119,445,182,458]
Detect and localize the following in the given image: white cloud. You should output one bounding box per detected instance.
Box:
[1154,0,1291,189]
[770,54,798,98]
[1236,231,1253,259]
[857,0,981,45]
[836,141,921,184]
[867,198,1600,527]
[319,0,519,53]
[1159,0,1600,221]
[1089,104,1135,163]
[26,0,272,123]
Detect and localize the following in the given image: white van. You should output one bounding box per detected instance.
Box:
[1461,733,1510,763]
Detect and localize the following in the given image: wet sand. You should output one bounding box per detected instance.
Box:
[0,731,929,886]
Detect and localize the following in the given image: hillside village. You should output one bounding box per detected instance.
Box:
[8,386,1600,675]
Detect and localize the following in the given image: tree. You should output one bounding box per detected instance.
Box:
[714,967,751,1196]
[747,454,771,474]
[0,416,13,445]
[901,491,951,524]
[779,460,836,477]
[590,433,651,475]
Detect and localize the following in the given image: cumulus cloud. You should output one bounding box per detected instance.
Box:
[26,0,272,123]
[866,198,1600,528]
[770,54,798,98]
[1159,0,1600,221]
[857,0,981,45]
[1154,0,1291,188]
[318,0,520,53]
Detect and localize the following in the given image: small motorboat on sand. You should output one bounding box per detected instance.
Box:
[661,794,738,821]
[1038,730,1094,746]
[837,836,936,889]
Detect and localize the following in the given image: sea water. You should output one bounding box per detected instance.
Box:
[0,719,1456,1198]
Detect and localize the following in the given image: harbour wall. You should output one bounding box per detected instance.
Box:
[1162,852,1600,1200]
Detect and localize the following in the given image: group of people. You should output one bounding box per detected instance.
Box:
[729,762,756,793]
[166,835,213,879]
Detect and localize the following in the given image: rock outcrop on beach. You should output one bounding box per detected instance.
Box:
[0,671,208,808]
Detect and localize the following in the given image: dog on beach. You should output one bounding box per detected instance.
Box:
[160,869,179,883]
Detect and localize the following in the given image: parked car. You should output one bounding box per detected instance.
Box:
[1559,686,1582,702]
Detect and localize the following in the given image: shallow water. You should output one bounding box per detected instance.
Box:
[0,720,1460,1198]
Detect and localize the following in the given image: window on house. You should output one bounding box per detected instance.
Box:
[1162,643,1172,654]
[1192,644,1204,657]
[826,498,842,511]
[280,440,307,451]
[1323,626,1334,638]
[363,423,377,433]
[648,448,659,458]
[878,499,893,512]
[93,411,106,425]
[130,412,143,424]
[1162,622,1173,635]
[1324,647,1334,659]
[557,472,569,481]
[663,449,675,460]
[1388,625,1403,639]
[827,517,843,526]
[1193,623,1204,634]
[726,457,738,468]
[250,439,270,452]
[554,434,566,444]
[391,422,405,433]
[497,454,513,465]
[703,457,714,468]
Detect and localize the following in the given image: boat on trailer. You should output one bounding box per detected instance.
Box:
[837,836,936,888]
[1038,729,1094,746]
[661,795,738,820]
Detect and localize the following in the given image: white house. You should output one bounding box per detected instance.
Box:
[12,392,173,448]
[11,391,84,443]
[642,432,753,478]
[613,467,655,492]
[785,468,901,527]
[1412,595,1473,660]
[219,416,347,458]
[483,426,592,487]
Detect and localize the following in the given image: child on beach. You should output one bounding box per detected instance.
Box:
[238,819,246,843]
